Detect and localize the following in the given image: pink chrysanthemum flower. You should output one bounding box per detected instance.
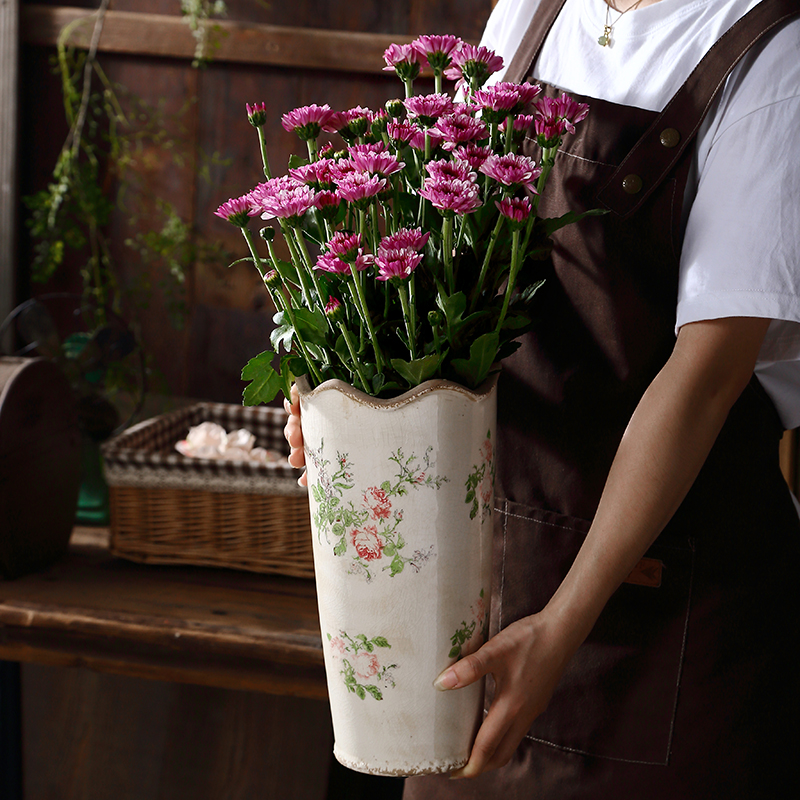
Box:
[452,143,493,171]
[479,153,542,190]
[289,158,336,189]
[349,149,405,178]
[533,94,590,146]
[444,43,504,89]
[387,120,420,145]
[432,113,489,151]
[250,177,316,223]
[403,93,455,125]
[426,158,477,184]
[336,172,388,205]
[327,231,364,260]
[348,142,387,155]
[375,248,423,281]
[245,102,267,127]
[500,114,536,136]
[323,107,373,141]
[380,227,430,253]
[382,42,427,82]
[214,195,258,227]
[328,158,360,183]
[411,34,462,73]
[495,196,533,226]
[315,252,352,276]
[474,82,541,120]
[281,103,335,141]
[419,177,482,215]
[313,190,341,219]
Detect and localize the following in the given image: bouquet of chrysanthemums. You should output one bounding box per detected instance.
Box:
[215,35,590,403]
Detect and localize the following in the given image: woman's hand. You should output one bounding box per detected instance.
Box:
[282,383,307,486]
[435,611,579,779]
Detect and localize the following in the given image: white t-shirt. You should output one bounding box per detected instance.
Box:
[481,0,800,428]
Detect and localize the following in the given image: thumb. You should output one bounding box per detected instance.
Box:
[434,646,491,692]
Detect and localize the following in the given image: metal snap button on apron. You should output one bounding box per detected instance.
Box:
[622,174,643,194]
[660,128,681,148]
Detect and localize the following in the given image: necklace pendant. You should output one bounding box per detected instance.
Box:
[598,24,612,47]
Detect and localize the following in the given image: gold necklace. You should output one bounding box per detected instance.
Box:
[598,0,646,47]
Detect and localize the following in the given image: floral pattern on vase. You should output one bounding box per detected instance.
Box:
[307,440,446,581]
[328,630,398,701]
[464,430,495,522]
[448,589,489,659]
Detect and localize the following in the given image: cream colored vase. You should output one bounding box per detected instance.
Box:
[297,375,497,777]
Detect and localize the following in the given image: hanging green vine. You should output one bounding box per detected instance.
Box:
[23,0,229,331]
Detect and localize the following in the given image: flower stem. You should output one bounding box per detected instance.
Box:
[348,265,384,374]
[293,228,330,315]
[337,320,372,393]
[241,226,266,277]
[442,215,455,294]
[257,127,272,180]
[397,280,417,360]
[495,228,522,334]
[471,214,505,311]
[278,220,313,306]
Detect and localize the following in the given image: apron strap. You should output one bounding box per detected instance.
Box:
[598,0,800,217]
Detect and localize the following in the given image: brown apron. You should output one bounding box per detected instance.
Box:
[405,1,800,797]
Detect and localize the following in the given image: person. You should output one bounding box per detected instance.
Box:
[285,0,800,796]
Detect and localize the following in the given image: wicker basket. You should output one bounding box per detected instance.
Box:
[101,402,314,578]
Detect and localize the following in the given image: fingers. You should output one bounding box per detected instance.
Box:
[434,647,491,691]
[282,384,307,486]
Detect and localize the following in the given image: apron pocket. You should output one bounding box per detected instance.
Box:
[494,498,695,765]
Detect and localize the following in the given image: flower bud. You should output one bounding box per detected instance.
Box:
[428,310,442,327]
[325,297,344,321]
[385,99,405,120]
[259,226,276,243]
[264,269,282,288]
[246,102,268,128]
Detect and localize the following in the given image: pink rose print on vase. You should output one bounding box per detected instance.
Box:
[328,630,398,701]
[309,441,448,581]
[330,636,346,657]
[363,487,392,520]
[353,652,380,681]
[350,525,384,561]
[448,588,488,659]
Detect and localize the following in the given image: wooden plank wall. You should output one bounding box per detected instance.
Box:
[18,0,494,403]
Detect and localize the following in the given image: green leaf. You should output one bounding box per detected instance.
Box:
[390,354,440,386]
[364,685,383,700]
[383,544,396,557]
[449,646,461,659]
[333,539,347,557]
[437,291,467,330]
[287,154,309,170]
[293,307,329,346]
[241,351,282,405]
[543,207,607,237]
[355,684,366,700]
[373,637,391,648]
[450,332,499,388]
[389,555,405,576]
[311,484,324,503]
[519,279,546,304]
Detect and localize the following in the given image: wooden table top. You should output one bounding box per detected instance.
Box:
[0,528,327,699]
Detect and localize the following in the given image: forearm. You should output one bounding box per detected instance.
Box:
[543,317,771,653]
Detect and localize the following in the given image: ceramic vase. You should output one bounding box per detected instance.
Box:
[297,375,497,777]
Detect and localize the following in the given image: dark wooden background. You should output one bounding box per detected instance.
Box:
[14,2,494,798]
[18,0,494,404]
